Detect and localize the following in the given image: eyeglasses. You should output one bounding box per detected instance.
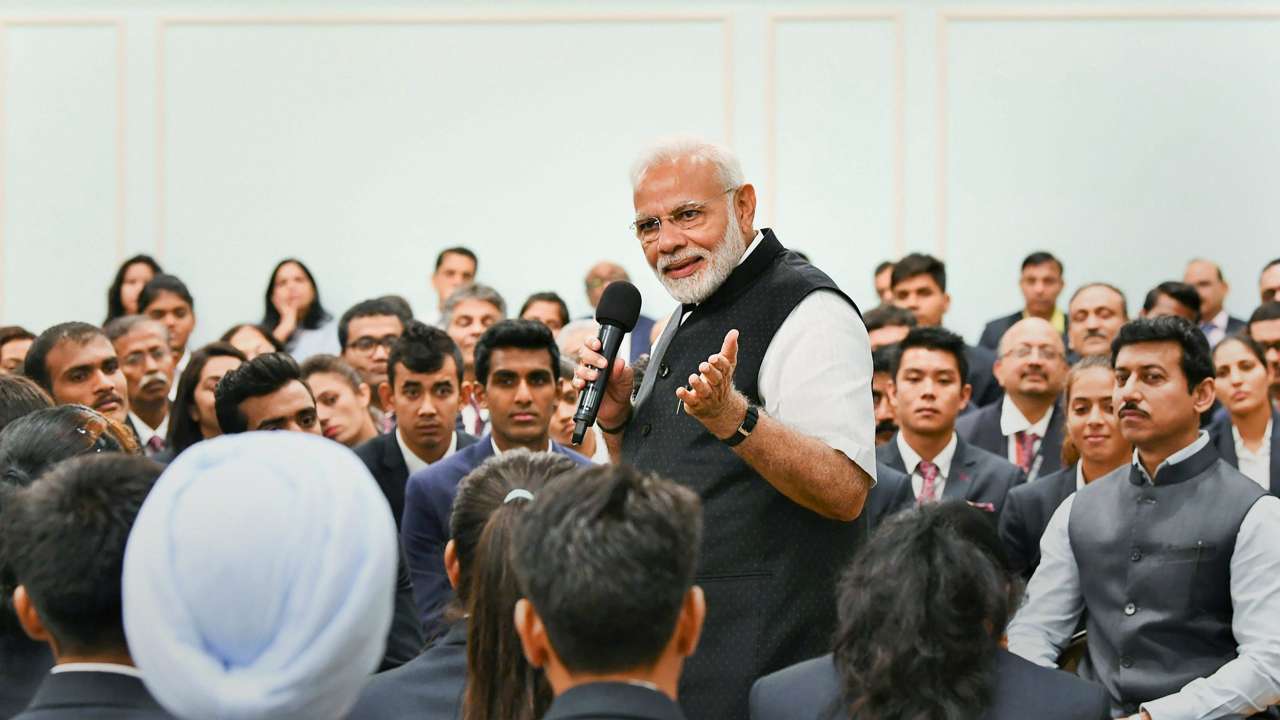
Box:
[630,188,735,244]
[75,414,124,454]
[348,335,400,353]
[1002,346,1065,362]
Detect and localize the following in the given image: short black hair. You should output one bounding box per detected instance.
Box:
[105,254,163,323]
[0,375,53,434]
[338,298,410,350]
[436,246,478,271]
[218,323,285,354]
[890,253,946,292]
[1,453,161,656]
[1143,281,1202,323]
[138,273,195,313]
[892,326,969,382]
[23,322,106,393]
[864,305,916,332]
[872,345,898,376]
[513,464,703,674]
[1069,282,1129,318]
[1111,316,1213,392]
[874,260,894,276]
[1249,301,1280,326]
[474,320,560,386]
[1021,251,1062,275]
[519,292,571,327]
[0,325,36,353]
[214,352,309,434]
[0,406,134,491]
[387,320,465,389]
[378,294,414,320]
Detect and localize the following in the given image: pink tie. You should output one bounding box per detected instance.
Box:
[146,436,165,456]
[1014,431,1040,473]
[917,461,940,504]
[470,398,485,436]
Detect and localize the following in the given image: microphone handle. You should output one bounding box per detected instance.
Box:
[572,324,627,444]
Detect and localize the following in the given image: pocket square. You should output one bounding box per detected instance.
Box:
[967,501,995,512]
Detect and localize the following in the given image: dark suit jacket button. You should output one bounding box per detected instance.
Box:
[1131,548,1142,561]
[641,423,652,436]
[659,364,670,378]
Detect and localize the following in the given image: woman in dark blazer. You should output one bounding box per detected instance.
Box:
[1209,334,1278,495]
[749,502,1109,720]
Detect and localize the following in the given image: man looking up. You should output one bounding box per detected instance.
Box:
[1248,302,1280,408]
[106,317,175,458]
[1008,316,1280,718]
[4,454,172,719]
[1067,282,1128,359]
[1184,259,1245,347]
[514,464,705,720]
[575,137,876,720]
[877,326,1023,514]
[443,283,506,437]
[354,321,479,527]
[979,252,1067,351]
[890,253,1001,409]
[403,319,588,635]
[24,322,130,427]
[339,298,408,415]
[1141,281,1201,323]
[430,247,477,326]
[958,317,1068,480]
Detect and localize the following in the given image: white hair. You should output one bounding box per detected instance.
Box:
[629,136,746,192]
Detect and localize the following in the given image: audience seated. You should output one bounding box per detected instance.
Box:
[520,292,572,338]
[300,354,379,448]
[581,262,655,361]
[3,454,172,719]
[1066,282,1128,359]
[870,345,897,446]
[338,298,409,417]
[402,319,589,636]
[978,251,1067,351]
[1209,335,1277,493]
[24,322,131,428]
[999,355,1130,579]
[749,501,1110,720]
[443,283,507,436]
[1248,302,1280,407]
[1140,280,1200,323]
[0,326,35,375]
[138,274,197,381]
[1260,257,1280,305]
[431,247,479,327]
[1184,258,1246,347]
[105,316,176,458]
[163,342,245,457]
[350,450,576,720]
[876,327,1023,516]
[862,304,913,351]
[262,258,339,361]
[354,321,478,527]
[104,254,162,325]
[513,464,705,720]
[889,253,1001,409]
[219,322,284,360]
[122,433,396,719]
[957,317,1068,480]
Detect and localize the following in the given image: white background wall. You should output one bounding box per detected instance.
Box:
[2,0,1278,346]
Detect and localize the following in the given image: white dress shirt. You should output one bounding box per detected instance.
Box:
[397,428,459,477]
[1000,395,1054,468]
[49,662,143,678]
[490,437,553,455]
[129,411,169,455]
[896,432,958,500]
[674,231,879,483]
[168,349,191,401]
[1201,309,1230,349]
[1233,419,1273,491]
[1075,463,1087,491]
[1007,432,1280,720]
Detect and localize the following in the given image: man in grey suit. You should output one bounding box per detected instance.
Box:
[876,326,1024,518]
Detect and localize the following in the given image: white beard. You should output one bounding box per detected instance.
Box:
[653,208,745,305]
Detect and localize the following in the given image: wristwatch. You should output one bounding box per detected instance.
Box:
[722,404,759,447]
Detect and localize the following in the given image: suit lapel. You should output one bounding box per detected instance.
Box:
[1211,420,1239,467]
[977,404,1005,457]
[880,435,907,473]
[632,305,683,412]
[944,440,977,501]
[380,431,408,483]
[1037,403,1066,473]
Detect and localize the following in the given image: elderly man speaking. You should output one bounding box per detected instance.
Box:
[575,138,877,719]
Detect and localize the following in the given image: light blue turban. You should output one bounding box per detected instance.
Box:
[122,432,397,720]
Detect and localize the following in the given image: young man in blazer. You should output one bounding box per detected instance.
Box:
[354,321,478,527]
[401,320,589,635]
[876,326,1025,519]
[5,454,173,719]
[978,251,1068,351]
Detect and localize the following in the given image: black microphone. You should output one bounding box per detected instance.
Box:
[573,281,642,445]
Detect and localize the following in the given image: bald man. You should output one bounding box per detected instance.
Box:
[1184,259,1246,347]
[957,318,1068,481]
[582,260,654,362]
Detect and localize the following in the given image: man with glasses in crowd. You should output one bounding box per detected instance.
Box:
[340,298,409,427]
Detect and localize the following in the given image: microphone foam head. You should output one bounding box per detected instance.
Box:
[596,281,642,331]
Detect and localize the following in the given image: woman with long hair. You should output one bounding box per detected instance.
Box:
[750,501,1109,720]
[165,342,246,457]
[348,449,575,720]
[1000,355,1132,578]
[261,258,339,362]
[104,254,163,324]
[1210,334,1277,492]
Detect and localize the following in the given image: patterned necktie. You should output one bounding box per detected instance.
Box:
[1014,431,1040,473]
[469,397,485,436]
[146,435,165,456]
[917,461,940,504]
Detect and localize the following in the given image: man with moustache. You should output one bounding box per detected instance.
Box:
[105,317,175,458]
[442,283,506,437]
[1184,259,1246,347]
[1067,283,1128,359]
[1008,317,1280,719]
[1248,302,1280,409]
[23,322,131,428]
[575,138,876,720]
[871,345,898,446]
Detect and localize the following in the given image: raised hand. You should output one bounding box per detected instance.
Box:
[676,329,747,439]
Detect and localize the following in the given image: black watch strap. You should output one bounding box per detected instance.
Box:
[722,404,759,447]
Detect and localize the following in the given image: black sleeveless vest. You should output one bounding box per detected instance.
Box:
[1069,442,1265,714]
[623,229,863,720]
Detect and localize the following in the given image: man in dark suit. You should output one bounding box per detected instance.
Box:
[1185,259,1247,348]
[513,465,702,720]
[876,327,1024,517]
[3,454,173,719]
[999,465,1077,579]
[354,321,478,526]
[583,261,655,362]
[402,320,589,635]
[958,317,1068,481]
[105,316,175,458]
[978,252,1069,351]
[889,254,1002,410]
